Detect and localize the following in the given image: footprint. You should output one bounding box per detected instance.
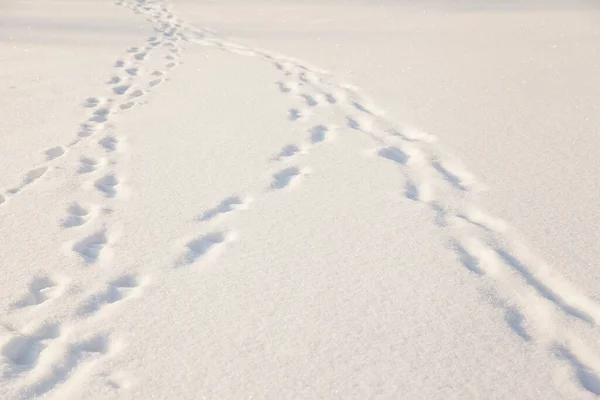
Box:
[432,159,485,192]
[288,108,311,122]
[274,144,302,161]
[114,60,125,68]
[9,167,49,193]
[119,102,135,110]
[405,178,434,203]
[352,101,373,114]
[77,274,147,316]
[197,196,253,222]
[457,208,508,232]
[95,174,121,197]
[78,122,103,138]
[325,94,337,104]
[89,107,111,123]
[134,52,147,60]
[165,62,177,69]
[151,71,163,77]
[78,156,104,174]
[127,47,139,53]
[378,146,409,165]
[113,85,131,95]
[390,127,437,143]
[125,67,139,76]
[271,166,307,190]
[301,94,318,107]
[129,89,144,98]
[44,146,65,160]
[83,97,100,108]
[62,202,96,228]
[1,322,62,374]
[180,231,236,266]
[556,346,600,395]
[99,135,119,152]
[149,78,162,87]
[107,76,121,85]
[309,124,331,144]
[0,193,5,205]
[72,230,109,263]
[20,334,113,399]
[276,81,293,93]
[12,276,64,308]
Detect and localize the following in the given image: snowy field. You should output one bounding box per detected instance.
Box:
[1,0,599,398]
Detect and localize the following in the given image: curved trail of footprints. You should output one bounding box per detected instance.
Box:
[2,0,600,397]
[166,4,600,396]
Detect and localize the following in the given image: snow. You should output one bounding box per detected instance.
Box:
[1,0,599,398]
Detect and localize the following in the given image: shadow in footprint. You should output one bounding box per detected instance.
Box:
[95,174,120,197]
[197,197,245,221]
[12,276,59,308]
[20,334,111,399]
[378,146,408,165]
[45,147,65,160]
[72,230,108,263]
[271,167,301,190]
[555,346,600,395]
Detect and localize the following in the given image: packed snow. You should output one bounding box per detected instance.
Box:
[1,0,599,398]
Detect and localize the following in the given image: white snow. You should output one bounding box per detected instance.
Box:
[1,0,599,398]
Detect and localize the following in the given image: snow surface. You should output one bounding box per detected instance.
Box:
[1,0,599,398]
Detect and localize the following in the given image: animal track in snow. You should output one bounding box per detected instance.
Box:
[301,94,318,107]
[0,193,5,205]
[99,135,120,152]
[180,231,237,266]
[495,248,600,325]
[78,122,99,138]
[12,276,66,308]
[113,85,131,95]
[94,174,122,198]
[83,97,100,108]
[378,146,409,165]
[120,101,135,110]
[19,333,114,399]
[44,146,65,160]
[289,108,311,122]
[405,178,434,203]
[71,226,121,264]
[197,196,253,222]
[149,78,162,87]
[134,52,148,60]
[432,159,484,192]
[129,89,145,98]
[556,346,600,396]
[77,274,148,316]
[89,107,111,123]
[390,127,437,143]
[62,202,97,228]
[457,208,508,232]
[274,144,303,161]
[107,76,121,84]
[1,322,62,375]
[125,67,139,76]
[270,166,309,190]
[309,124,334,144]
[78,156,105,174]
[7,167,49,194]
